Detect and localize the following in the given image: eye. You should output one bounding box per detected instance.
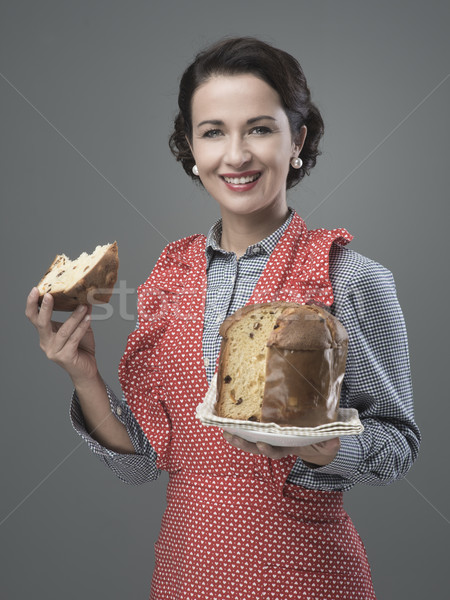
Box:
[250,126,272,135]
[202,128,223,138]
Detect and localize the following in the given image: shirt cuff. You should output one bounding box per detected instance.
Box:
[70,384,140,457]
[70,386,160,485]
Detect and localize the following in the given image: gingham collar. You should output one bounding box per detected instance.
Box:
[205,207,295,268]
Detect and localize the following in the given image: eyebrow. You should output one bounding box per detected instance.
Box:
[196,115,277,128]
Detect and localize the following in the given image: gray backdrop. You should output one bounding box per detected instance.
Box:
[1,1,449,598]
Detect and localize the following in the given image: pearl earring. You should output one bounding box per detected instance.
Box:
[290,157,303,169]
[192,164,199,176]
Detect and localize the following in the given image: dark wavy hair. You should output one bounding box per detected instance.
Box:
[169,37,324,189]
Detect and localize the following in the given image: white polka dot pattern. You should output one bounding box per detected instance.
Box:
[118,213,376,599]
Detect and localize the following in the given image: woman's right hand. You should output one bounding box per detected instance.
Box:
[25,287,99,385]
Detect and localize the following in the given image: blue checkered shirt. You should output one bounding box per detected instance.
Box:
[71,208,420,491]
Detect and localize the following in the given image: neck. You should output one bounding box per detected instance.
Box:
[219,204,290,259]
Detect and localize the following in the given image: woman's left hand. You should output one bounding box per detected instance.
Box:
[222,432,340,467]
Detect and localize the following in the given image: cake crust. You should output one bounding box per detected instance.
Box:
[267,303,348,350]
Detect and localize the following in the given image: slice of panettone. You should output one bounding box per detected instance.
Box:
[37,242,119,311]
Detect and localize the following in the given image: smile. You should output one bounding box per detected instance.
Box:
[222,173,261,184]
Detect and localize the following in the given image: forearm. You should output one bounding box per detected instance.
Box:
[287,250,421,491]
[71,384,161,484]
[288,416,419,491]
[72,371,135,454]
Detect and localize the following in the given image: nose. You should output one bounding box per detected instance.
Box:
[224,134,251,168]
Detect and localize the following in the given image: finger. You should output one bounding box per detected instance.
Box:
[256,442,289,460]
[313,438,340,452]
[47,311,92,364]
[34,293,56,345]
[52,304,88,354]
[294,437,340,466]
[63,310,92,350]
[223,432,261,455]
[25,287,40,323]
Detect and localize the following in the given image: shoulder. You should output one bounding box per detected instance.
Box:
[329,244,398,312]
[138,234,206,292]
[330,243,395,288]
[161,234,206,262]
[153,233,207,271]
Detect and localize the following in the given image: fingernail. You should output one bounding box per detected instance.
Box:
[76,304,87,313]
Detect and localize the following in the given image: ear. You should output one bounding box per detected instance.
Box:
[292,125,307,157]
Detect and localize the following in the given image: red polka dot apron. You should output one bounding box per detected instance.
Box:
[119,212,376,599]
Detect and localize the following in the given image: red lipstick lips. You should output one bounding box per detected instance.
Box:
[220,171,261,192]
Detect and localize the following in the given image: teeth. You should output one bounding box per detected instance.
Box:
[223,174,260,184]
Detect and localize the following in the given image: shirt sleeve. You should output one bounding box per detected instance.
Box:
[70,382,160,485]
[288,252,421,492]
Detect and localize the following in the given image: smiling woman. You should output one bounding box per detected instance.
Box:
[26,36,420,600]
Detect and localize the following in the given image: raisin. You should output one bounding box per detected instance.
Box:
[249,333,254,339]
[248,416,258,422]
[236,398,243,405]
[253,322,261,330]
[273,324,280,329]
[56,270,65,277]
[224,375,232,383]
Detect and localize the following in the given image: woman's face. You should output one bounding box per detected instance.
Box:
[189,74,304,219]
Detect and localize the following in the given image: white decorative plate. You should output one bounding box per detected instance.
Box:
[196,374,364,447]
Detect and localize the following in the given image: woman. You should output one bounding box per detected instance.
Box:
[26,37,420,599]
